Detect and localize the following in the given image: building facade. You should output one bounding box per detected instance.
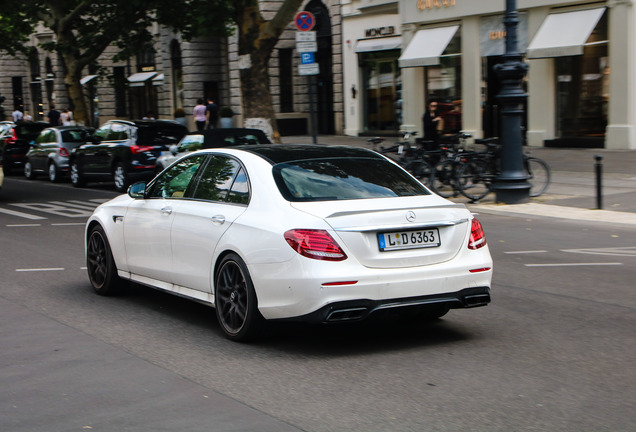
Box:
[342,0,635,150]
[0,1,343,138]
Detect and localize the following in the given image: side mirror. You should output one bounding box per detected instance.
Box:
[128,182,146,199]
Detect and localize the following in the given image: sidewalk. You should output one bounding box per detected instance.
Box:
[282,135,636,226]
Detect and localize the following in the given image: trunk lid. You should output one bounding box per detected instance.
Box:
[291,196,471,269]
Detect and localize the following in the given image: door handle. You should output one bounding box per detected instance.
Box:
[160,207,173,215]
[211,215,225,225]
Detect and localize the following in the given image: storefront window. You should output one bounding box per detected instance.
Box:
[555,12,608,141]
[424,32,462,135]
[361,50,401,132]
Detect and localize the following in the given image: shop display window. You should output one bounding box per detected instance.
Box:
[361,50,402,132]
[555,11,608,140]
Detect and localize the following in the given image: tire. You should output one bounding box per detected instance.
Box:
[48,162,61,183]
[70,161,86,188]
[24,160,36,180]
[405,160,432,187]
[457,159,492,202]
[215,253,264,342]
[113,162,129,193]
[86,225,127,295]
[429,159,457,198]
[526,156,551,197]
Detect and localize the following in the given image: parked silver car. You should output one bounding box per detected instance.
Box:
[24,126,93,182]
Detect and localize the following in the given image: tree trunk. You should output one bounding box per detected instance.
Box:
[62,55,90,127]
[235,0,305,143]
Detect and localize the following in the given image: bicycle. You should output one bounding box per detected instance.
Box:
[456,138,551,201]
[369,132,436,186]
[428,132,473,198]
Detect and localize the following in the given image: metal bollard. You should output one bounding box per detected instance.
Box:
[594,155,603,209]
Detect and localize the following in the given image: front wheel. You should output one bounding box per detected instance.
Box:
[86,225,127,295]
[429,159,457,198]
[457,159,492,202]
[215,253,264,342]
[70,162,86,187]
[526,156,551,197]
[113,162,129,193]
[24,161,37,180]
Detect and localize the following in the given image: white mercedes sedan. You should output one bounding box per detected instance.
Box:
[85,145,492,341]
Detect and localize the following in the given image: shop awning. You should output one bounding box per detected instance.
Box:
[152,73,164,86]
[354,37,402,53]
[80,75,98,85]
[127,72,157,87]
[398,25,459,68]
[527,8,606,58]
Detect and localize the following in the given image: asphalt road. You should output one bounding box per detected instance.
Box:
[1,176,635,432]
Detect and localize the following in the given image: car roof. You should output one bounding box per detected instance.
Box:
[230,144,385,165]
[200,128,271,148]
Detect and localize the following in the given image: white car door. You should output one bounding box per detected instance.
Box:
[170,155,249,292]
[123,154,207,283]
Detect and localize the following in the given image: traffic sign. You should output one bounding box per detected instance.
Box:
[296,31,316,42]
[299,63,320,76]
[296,41,317,53]
[300,52,315,64]
[295,11,315,31]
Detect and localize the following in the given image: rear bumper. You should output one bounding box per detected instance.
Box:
[272,286,490,324]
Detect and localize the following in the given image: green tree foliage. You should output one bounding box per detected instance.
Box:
[0,0,233,125]
[1,0,307,137]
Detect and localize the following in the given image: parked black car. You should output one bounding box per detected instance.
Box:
[1,121,50,175]
[70,120,187,192]
[155,128,271,172]
[24,126,94,182]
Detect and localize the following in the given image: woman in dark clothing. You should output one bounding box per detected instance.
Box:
[422,101,442,146]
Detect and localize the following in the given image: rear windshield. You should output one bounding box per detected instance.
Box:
[272,157,430,201]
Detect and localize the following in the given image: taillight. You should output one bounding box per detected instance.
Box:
[284,229,348,261]
[6,129,17,145]
[130,145,154,154]
[59,148,70,157]
[468,218,487,250]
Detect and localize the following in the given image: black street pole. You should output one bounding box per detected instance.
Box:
[492,0,531,204]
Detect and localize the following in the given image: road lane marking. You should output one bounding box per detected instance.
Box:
[0,207,47,219]
[562,247,636,257]
[16,268,66,272]
[525,263,623,267]
[51,223,86,226]
[505,250,548,254]
[7,224,42,227]
[10,203,92,217]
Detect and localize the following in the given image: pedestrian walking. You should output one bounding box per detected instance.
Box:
[193,99,207,131]
[206,98,219,129]
[47,105,61,126]
[12,108,23,122]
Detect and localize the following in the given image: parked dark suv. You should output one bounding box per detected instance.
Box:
[70,120,187,192]
[1,121,50,175]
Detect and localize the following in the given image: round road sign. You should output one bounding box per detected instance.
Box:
[295,11,315,31]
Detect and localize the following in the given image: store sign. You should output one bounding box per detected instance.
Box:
[417,0,455,11]
[480,14,528,57]
[365,26,396,38]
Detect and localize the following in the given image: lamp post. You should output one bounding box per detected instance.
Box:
[492,0,531,204]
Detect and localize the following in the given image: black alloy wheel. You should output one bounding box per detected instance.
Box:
[86,225,127,295]
[215,253,263,341]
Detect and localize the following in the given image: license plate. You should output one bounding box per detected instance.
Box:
[378,228,440,251]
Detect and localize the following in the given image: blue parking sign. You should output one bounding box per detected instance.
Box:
[301,52,315,64]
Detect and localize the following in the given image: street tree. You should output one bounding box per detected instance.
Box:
[0,0,232,126]
[231,0,305,141]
